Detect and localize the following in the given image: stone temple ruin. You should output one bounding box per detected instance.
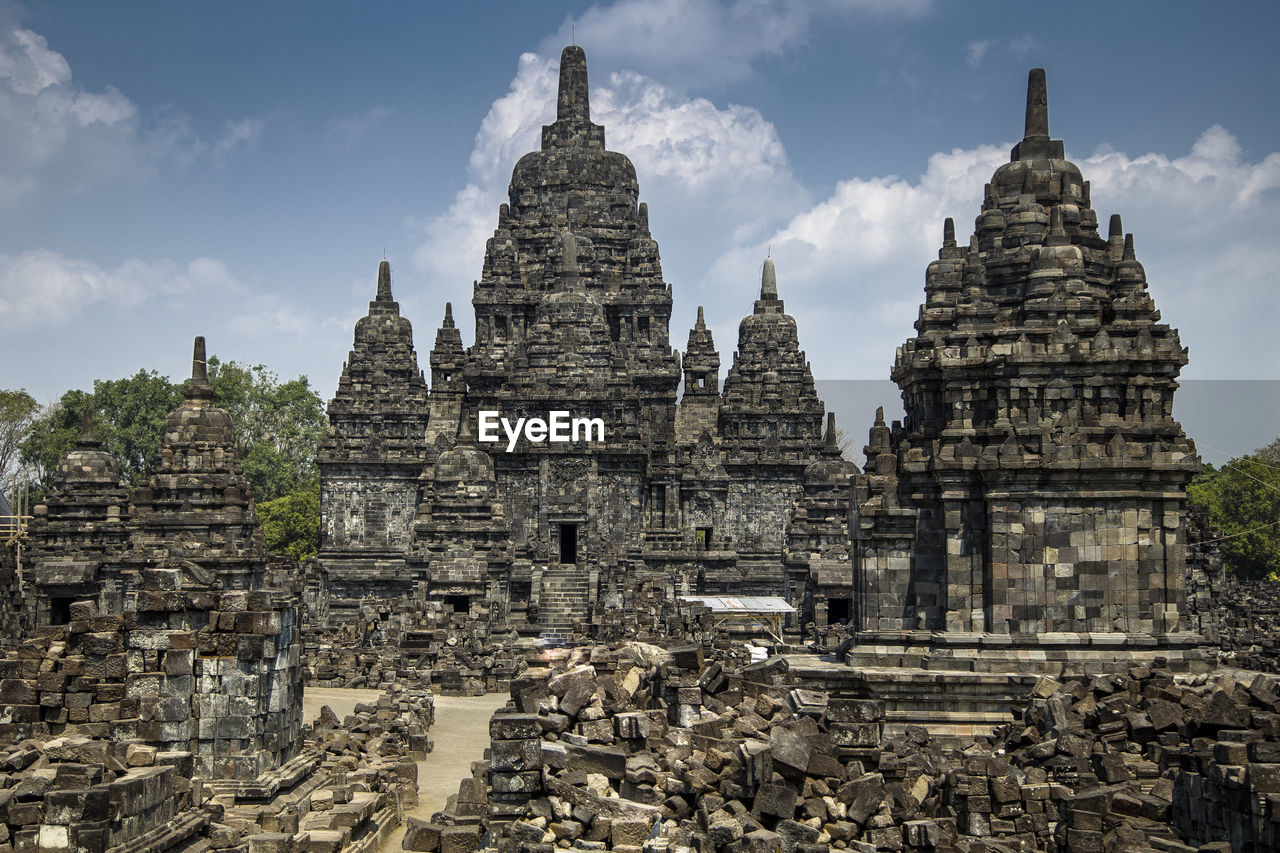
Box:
[314,53,1207,660]
[5,43,1276,853]
[319,46,851,639]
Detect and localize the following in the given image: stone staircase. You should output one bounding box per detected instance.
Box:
[537,563,591,641]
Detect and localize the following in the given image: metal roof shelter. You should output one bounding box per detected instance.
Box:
[679,596,795,642]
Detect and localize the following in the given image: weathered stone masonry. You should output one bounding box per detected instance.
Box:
[319,47,845,637]
[853,70,1201,643]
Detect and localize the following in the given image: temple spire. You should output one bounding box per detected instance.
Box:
[1108,214,1124,240]
[443,302,455,329]
[1024,68,1049,140]
[695,305,706,330]
[557,45,590,124]
[186,335,214,400]
[1011,68,1063,161]
[79,407,96,445]
[943,217,956,248]
[761,257,778,300]
[824,412,838,451]
[376,259,392,302]
[191,336,208,384]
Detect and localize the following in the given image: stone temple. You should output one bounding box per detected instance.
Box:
[317,51,1208,656]
[852,70,1203,657]
[7,46,1265,853]
[318,46,843,637]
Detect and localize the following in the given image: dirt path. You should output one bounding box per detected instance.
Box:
[302,688,509,851]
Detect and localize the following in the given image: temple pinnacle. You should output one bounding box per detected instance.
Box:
[761,257,778,300]
[376,259,392,302]
[191,336,208,384]
[943,217,956,247]
[443,302,455,329]
[79,407,96,445]
[695,305,706,330]
[1108,214,1124,240]
[824,412,838,450]
[1024,68,1049,140]
[557,45,590,124]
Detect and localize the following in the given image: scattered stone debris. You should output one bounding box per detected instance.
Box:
[392,645,1280,853]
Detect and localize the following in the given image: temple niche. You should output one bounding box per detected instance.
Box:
[853,69,1200,644]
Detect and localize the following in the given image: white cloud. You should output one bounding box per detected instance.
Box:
[965,40,991,67]
[699,124,1280,382]
[323,106,392,152]
[0,26,271,204]
[213,117,265,159]
[0,27,70,95]
[544,0,931,87]
[0,250,229,330]
[0,27,139,193]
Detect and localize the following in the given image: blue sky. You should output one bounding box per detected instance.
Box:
[2,1,1278,458]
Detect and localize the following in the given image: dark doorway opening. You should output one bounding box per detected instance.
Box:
[828,597,851,625]
[50,597,74,625]
[444,594,469,614]
[696,527,712,550]
[560,523,578,564]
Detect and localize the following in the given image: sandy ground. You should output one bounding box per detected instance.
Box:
[302,688,510,850]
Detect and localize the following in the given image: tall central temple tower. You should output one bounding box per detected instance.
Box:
[318,47,843,636]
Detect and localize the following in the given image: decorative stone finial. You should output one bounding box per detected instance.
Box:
[761,257,778,300]
[443,302,455,329]
[943,218,956,247]
[695,305,706,330]
[874,405,885,426]
[1123,233,1136,261]
[1024,68,1049,140]
[557,45,590,124]
[376,260,392,302]
[191,336,208,383]
[824,412,838,450]
[79,407,96,445]
[1108,214,1123,240]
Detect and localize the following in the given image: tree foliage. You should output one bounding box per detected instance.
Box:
[18,358,326,505]
[0,388,39,487]
[1187,437,1280,580]
[207,358,326,502]
[257,476,321,563]
[20,373,180,491]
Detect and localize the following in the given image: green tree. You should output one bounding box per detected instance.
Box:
[257,476,321,563]
[20,373,182,491]
[19,358,326,504]
[1187,437,1280,580]
[207,358,326,502]
[0,388,39,486]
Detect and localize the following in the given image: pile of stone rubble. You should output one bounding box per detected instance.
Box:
[1216,579,1280,673]
[400,642,1280,853]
